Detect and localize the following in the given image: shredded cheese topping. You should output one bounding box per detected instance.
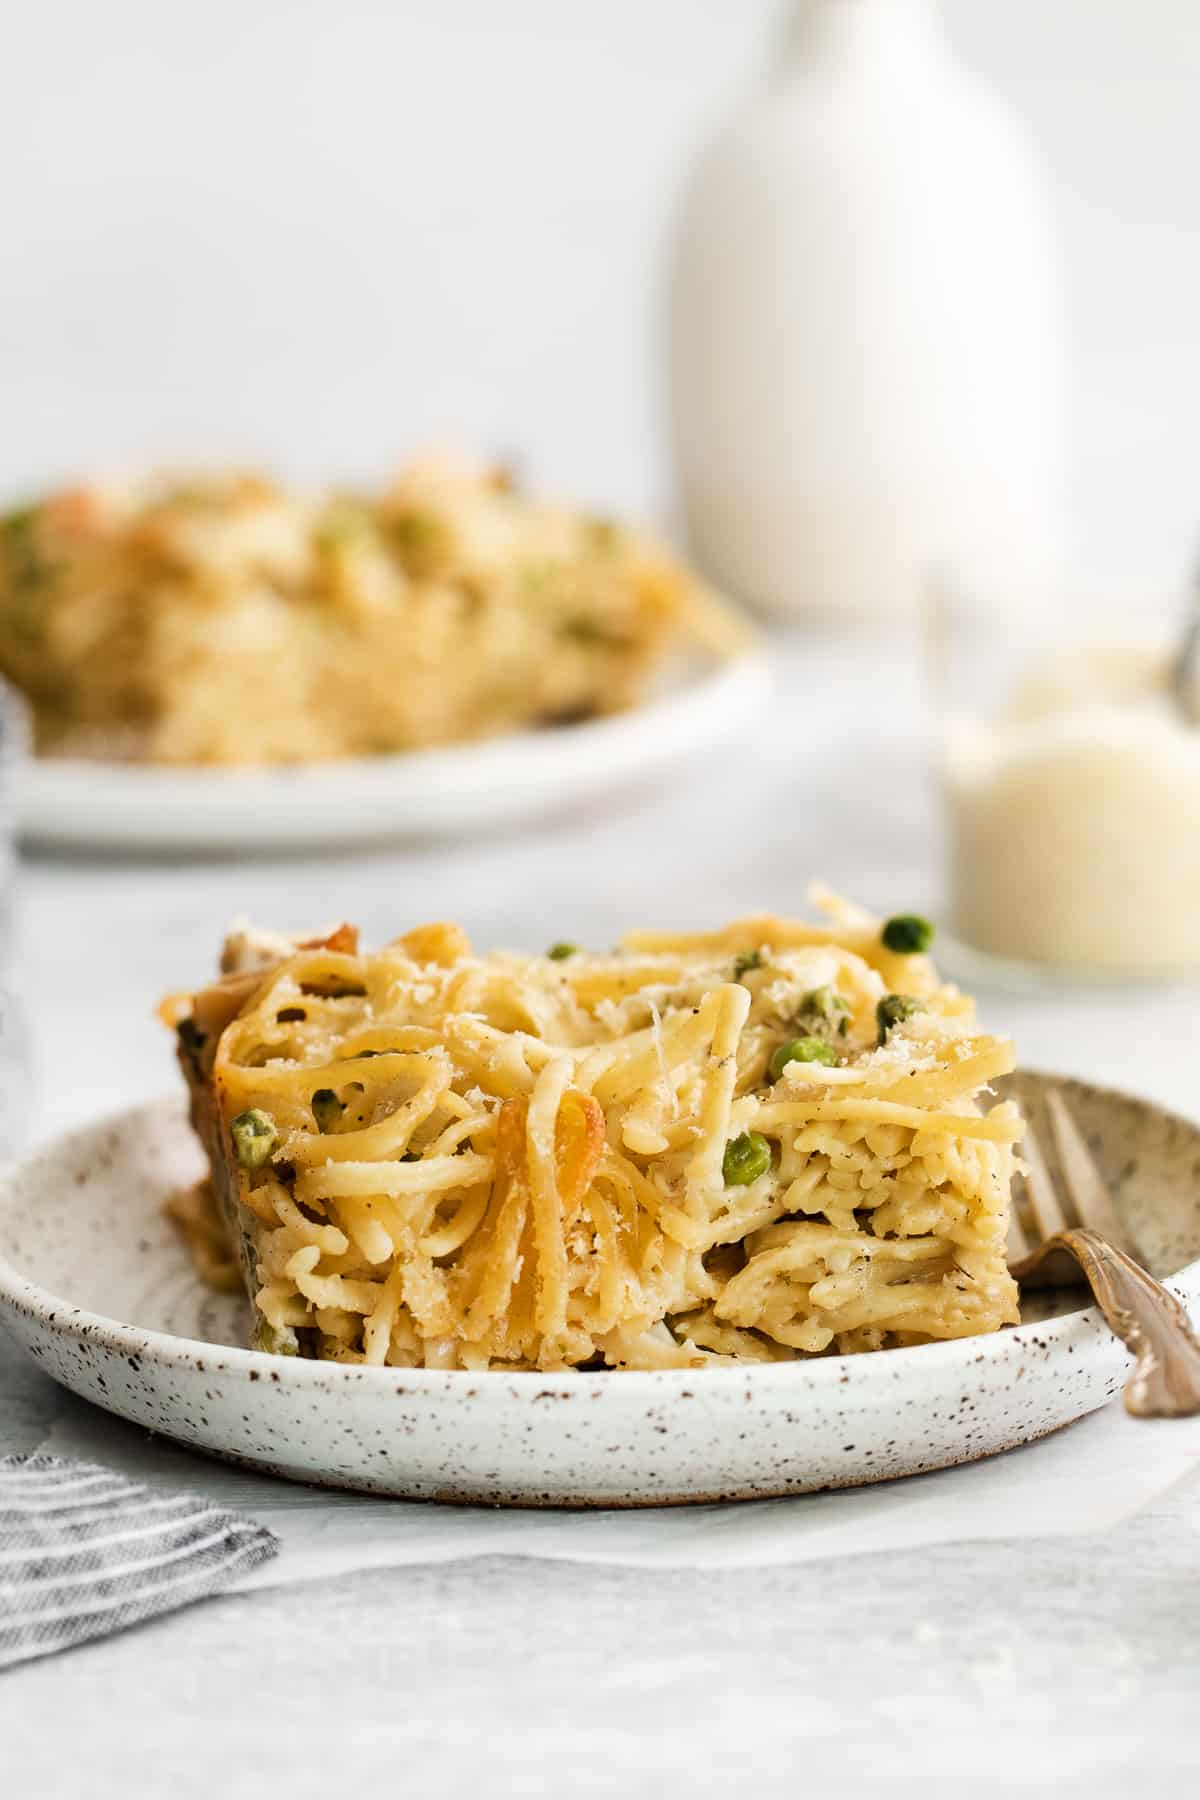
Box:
[172,895,1021,1371]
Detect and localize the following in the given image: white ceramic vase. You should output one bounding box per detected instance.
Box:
[668,0,1068,621]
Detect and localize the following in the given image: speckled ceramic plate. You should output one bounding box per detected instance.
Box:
[16,650,768,852]
[1,1076,1198,1507]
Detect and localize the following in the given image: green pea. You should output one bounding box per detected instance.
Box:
[1,503,56,599]
[253,1318,299,1356]
[732,949,763,979]
[797,985,849,1024]
[560,616,633,649]
[769,1036,839,1080]
[311,1088,345,1133]
[882,914,934,955]
[779,987,852,1046]
[388,508,450,574]
[722,1130,772,1186]
[547,941,579,961]
[876,994,925,1044]
[231,1109,278,1169]
[1,504,38,542]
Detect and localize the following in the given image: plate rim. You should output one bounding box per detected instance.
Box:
[16,647,770,849]
[2,1075,1195,1395]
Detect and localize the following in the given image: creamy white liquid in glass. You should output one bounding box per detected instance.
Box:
[944,648,1200,976]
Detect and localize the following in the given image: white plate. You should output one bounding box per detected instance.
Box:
[1,1076,1197,1507]
[18,651,768,852]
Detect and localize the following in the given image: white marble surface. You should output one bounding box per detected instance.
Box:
[4,634,1199,1789]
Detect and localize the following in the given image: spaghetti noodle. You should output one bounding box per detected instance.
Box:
[167,893,1021,1370]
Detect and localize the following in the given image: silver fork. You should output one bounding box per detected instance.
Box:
[1007,1087,1200,1418]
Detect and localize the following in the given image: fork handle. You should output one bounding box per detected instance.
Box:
[1045,1227,1200,1419]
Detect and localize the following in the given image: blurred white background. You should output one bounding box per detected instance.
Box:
[1,0,1198,596]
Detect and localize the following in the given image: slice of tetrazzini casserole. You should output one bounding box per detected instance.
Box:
[164,895,1022,1371]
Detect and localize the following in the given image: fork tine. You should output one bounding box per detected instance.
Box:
[1044,1089,1140,1258]
[1019,1116,1070,1242]
[1005,1179,1035,1264]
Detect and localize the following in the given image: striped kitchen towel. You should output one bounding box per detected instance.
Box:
[0,1455,279,1668]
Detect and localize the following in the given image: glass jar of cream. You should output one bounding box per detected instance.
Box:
[930,590,1200,981]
